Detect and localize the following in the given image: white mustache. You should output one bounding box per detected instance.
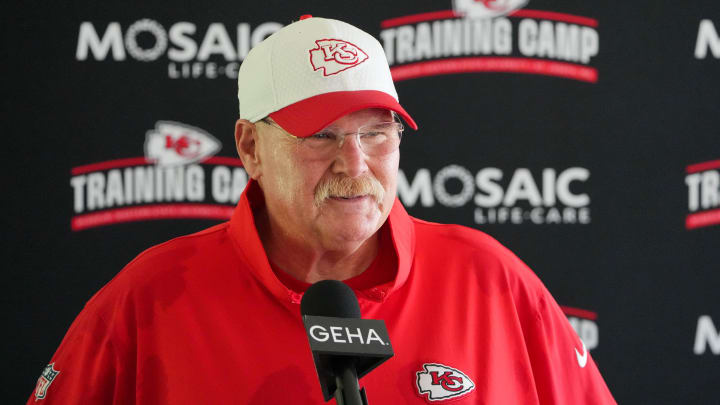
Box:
[314,176,385,207]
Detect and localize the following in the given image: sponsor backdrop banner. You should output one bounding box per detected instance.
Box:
[6,0,719,403]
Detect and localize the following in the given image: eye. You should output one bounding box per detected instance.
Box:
[360,131,383,139]
[360,131,387,145]
[308,131,337,141]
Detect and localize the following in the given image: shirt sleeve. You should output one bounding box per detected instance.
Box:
[27,309,135,404]
[524,291,616,405]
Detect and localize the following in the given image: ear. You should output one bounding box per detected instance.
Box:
[234,119,262,180]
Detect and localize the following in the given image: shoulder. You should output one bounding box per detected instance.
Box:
[123,222,230,272]
[83,222,232,312]
[411,216,509,253]
[409,217,548,303]
[411,216,526,270]
[51,223,236,355]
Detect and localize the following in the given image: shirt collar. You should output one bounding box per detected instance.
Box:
[227,179,415,305]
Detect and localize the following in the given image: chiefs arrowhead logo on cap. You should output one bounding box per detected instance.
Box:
[309,38,369,76]
[416,363,475,401]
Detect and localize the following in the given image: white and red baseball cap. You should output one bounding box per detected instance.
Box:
[237,15,417,137]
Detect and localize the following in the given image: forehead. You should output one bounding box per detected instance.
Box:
[321,108,393,130]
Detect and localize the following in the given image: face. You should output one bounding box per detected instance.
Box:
[252,109,399,250]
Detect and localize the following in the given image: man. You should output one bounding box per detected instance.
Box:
[29,16,615,404]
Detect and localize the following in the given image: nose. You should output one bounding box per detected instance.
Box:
[331,134,369,178]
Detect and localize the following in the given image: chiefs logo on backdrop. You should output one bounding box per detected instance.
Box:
[69,121,247,231]
[309,39,369,76]
[453,0,529,18]
[416,363,475,401]
[379,0,600,83]
[145,121,220,166]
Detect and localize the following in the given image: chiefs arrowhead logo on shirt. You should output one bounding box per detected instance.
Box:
[309,39,369,76]
[416,363,475,401]
[34,363,60,400]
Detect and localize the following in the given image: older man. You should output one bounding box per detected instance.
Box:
[29,16,615,404]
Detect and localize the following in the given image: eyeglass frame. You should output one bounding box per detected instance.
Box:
[256,114,404,157]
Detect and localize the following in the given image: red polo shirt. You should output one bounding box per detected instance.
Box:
[29,181,615,404]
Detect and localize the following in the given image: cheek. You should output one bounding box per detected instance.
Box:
[375,152,399,181]
[373,153,400,201]
[269,152,325,201]
[260,146,299,199]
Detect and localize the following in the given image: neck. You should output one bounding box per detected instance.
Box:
[255,207,380,284]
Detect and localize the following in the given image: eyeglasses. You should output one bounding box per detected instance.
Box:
[259,119,403,160]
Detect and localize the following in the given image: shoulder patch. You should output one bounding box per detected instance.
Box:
[34,363,60,401]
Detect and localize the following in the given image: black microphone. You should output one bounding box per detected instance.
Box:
[300,280,394,405]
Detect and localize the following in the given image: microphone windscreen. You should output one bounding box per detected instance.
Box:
[301,280,361,319]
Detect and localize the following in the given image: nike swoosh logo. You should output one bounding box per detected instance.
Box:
[575,340,588,368]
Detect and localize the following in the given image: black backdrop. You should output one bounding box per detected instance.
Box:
[6,0,719,403]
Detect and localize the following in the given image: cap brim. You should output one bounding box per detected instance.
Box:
[268,90,418,138]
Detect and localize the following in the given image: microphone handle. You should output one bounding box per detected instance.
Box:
[333,361,368,405]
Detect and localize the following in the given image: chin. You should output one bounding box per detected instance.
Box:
[325,217,380,244]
